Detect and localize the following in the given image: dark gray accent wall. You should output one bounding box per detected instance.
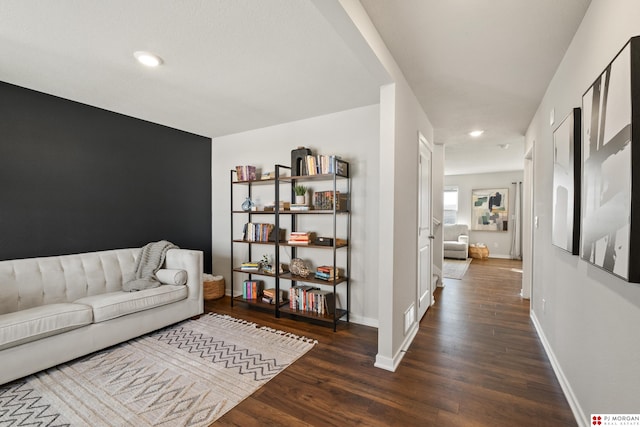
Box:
[0,81,212,272]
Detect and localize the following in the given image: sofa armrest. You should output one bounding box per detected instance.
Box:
[458,235,469,245]
[164,249,203,302]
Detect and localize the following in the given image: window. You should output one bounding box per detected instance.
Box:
[443,187,458,225]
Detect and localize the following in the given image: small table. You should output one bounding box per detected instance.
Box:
[469,244,489,259]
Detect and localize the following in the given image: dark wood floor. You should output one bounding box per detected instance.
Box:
[206,258,576,426]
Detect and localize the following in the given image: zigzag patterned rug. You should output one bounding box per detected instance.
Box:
[0,313,316,426]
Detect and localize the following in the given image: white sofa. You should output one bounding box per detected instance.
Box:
[0,247,203,385]
[444,224,469,259]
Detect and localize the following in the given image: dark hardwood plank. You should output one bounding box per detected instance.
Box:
[206,258,575,426]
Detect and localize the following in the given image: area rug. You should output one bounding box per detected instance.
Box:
[0,313,316,426]
[443,258,472,279]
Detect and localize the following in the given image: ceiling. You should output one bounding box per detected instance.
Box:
[0,0,591,175]
[360,0,591,175]
[0,0,382,138]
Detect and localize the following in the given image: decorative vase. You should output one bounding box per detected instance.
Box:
[295,195,306,205]
[241,197,255,211]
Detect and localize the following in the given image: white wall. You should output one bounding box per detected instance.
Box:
[445,171,524,258]
[526,1,640,424]
[212,104,380,327]
[337,0,435,371]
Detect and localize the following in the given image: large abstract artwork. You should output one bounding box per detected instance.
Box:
[581,36,640,282]
[552,108,581,254]
[471,188,508,231]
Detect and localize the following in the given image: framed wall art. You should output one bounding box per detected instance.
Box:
[581,36,640,282]
[471,188,509,231]
[552,108,581,254]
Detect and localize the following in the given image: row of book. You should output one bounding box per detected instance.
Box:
[315,265,342,281]
[301,155,348,177]
[313,191,349,211]
[242,280,263,300]
[235,165,257,181]
[288,285,335,315]
[242,222,274,242]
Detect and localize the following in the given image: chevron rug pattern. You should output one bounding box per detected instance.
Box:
[0,313,316,426]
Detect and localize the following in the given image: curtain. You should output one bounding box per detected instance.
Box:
[510,181,522,259]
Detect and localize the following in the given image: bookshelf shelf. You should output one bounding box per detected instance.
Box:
[279,306,348,323]
[232,295,287,309]
[230,159,351,331]
[279,272,348,286]
[232,267,277,277]
[232,239,277,246]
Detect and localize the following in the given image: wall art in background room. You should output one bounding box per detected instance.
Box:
[581,36,640,282]
[552,107,582,254]
[471,188,509,231]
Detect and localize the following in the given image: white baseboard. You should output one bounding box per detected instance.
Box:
[349,314,378,328]
[374,322,418,372]
[530,311,586,427]
[488,254,513,259]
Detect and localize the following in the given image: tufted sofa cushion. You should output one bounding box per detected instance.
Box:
[0,249,138,315]
[0,303,93,350]
[75,285,188,323]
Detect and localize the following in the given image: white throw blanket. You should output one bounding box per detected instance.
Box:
[123,240,178,291]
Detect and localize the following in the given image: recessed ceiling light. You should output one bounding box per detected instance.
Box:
[469,130,484,137]
[133,51,163,67]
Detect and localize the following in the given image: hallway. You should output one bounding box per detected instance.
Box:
[208,258,575,426]
[405,258,575,425]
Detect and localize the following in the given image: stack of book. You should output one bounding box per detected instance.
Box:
[242,280,263,300]
[263,201,290,211]
[289,204,310,211]
[315,265,342,281]
[289,285,334,315]
[312,191,348,211]
[261,288,285,304]
[240,261,260,272]
[288,231,311,245]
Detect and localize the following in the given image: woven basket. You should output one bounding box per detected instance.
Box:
[203,274,225,300]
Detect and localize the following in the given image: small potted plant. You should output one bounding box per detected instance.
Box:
[293,185,307,205]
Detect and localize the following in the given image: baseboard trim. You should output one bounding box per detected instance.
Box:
[349,314,378,328]
[488,254,512,259]
[374,322,419,372]
[530,311,586,427]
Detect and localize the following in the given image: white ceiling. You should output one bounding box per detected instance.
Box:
[0,0,591,175]
[0,0,381,138]
[360,0,591,175]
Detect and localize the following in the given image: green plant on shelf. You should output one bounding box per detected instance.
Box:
[293,185,307,196]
